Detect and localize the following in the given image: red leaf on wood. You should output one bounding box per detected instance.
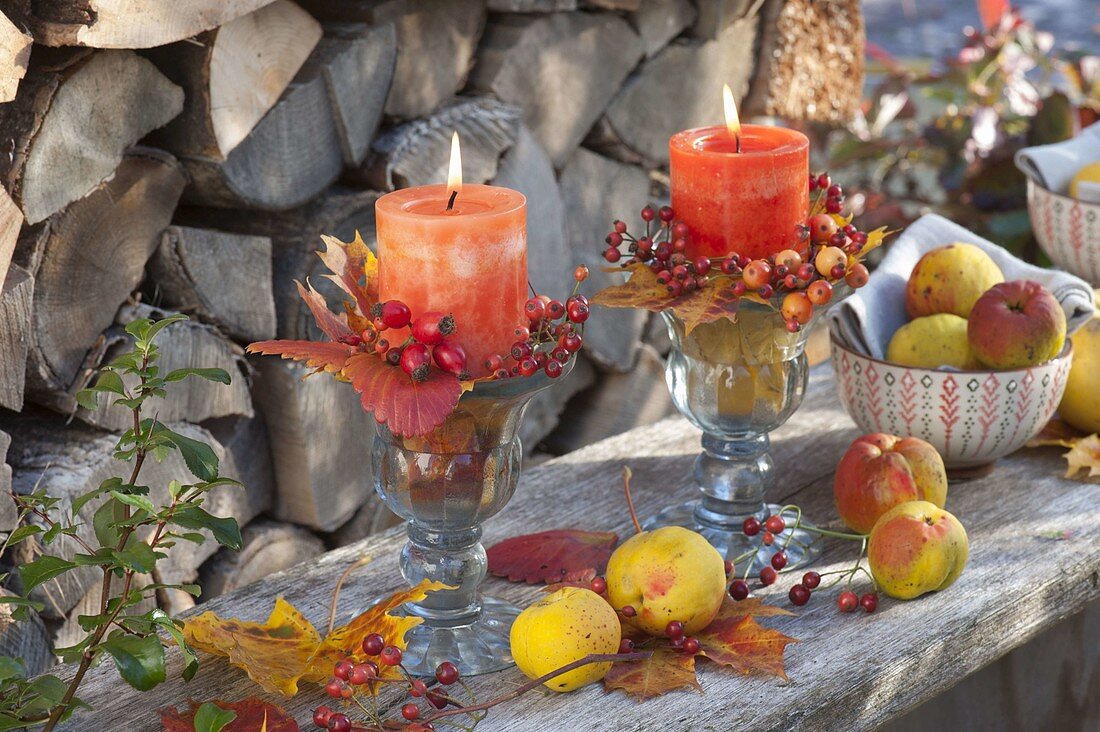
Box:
[160,698,299,731]
[344,352,463,437]
[696,596,797,680]
[486,529,619,584]
[246,340,352,376]
[603,647,702,699]
[977,0,1009,30]
[296,280,354,341]
[318,232,377,316]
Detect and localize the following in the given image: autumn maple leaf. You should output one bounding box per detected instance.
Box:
[486,529,619,585]
[343,352,463,437]
[318,232,377,317]
[160,698,299,731]
[603,647,701,700]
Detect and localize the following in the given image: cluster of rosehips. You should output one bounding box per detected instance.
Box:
[312,632,460,731]
[585,576,705,656]
[339,301,468,383]
[484,266,590,380]
[726,514,879,614]
[601,175,874,332]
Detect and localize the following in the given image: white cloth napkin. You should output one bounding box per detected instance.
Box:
[829,213,1096,360]
[1014,121,1100,194]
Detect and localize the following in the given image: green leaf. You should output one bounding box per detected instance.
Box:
[93,499,122,548]
[124,317,153,340]
[0,596,45,612]
[170,507,241,550]
[151,424,219,481]
[114,542,157,574]
[193,702,236,732]
[0,657,25,683]
[93,370,127,396]
[143,314,188,343]
[19,556,77,593]
[163,367,231,385]
[18,674,69,716]
[100,631,166,691]
[151,610,200,682]
[109,491,156,517]
[5,525,42,546]
[75,388,99,411]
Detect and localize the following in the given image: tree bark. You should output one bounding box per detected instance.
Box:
[0,265,33,411]
[0,9,32,102]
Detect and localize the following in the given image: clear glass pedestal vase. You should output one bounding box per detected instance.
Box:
[371,365,569,677]
[644,302,822,574]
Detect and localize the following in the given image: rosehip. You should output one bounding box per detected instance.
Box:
[672,221,689,239]
[575,264,589,281]
[860,593,878,613]
[511,340,532,361]
[789,584,810,606]
[658,205,674,222]
[427,690,448,709]
[333,659,353,681]
[349,662,378,685]
[362,633,384,655]
[618,638,635,654]
[665,620,685,640]
[682,637,701,654]
[385,347,402,366]
[411,311,454,345]
[831,263,847,280]
[561,332,583,352]
[742,260,772,289]
[802,571,821,590]
[566,296,590,323]
[604,247,622,263]
[313,706,333,728]
[514,325,530,341]
[380,645,403,666]
[621,605,637,617]
[774,249,802,269]
[838,591,858,613]
[436,661,459,685]
[760,566,778,586]
[816,172,831,189]
[764,515,786,534]
[807,279,833,306]
[693,257,712,275]
[402,703,420,721]
[771,551,788,570]
[757,284,774,299]
[518,357,539,377]
[826,197,843,214]
[484,354,503,372]
[845,262,870,288]
[641,206,656,222]
[325,679,345,698]
[815,246,848,277]
[546,299,565,319]
[742,516,761,536]
[400,343,432,382]
[591,576,607,594]
[729,579,750,601]
[433,341,468,377]
[614,220,627,234]
[607,231,623,246]
[524,297,546,321]
[827,184,843,197]
[327,713,351,732]
[380,300,412,329]
[782,292,813,325]
[545,359,563,378]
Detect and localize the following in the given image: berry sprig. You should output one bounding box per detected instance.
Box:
[337,302,470,383]
[727,506,880,615]
[599,174,879,333]
[483,265,591,381]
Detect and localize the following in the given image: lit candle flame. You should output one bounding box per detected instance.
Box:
[722,83,741,152]
[447,131,462,208]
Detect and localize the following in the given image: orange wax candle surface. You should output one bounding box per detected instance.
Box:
[376,183,527,377]
[670,125,809,261]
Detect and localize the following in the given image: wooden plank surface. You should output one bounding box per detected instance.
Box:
[55,364,1100,730]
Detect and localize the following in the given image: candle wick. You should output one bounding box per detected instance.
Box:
[446,189,458,211]
[735,134,741,154]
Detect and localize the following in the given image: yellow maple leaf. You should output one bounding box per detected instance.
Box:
[1064,434,1100,479]
[184,580,447,696]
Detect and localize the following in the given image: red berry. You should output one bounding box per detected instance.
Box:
[402,703,421,721]
[604,247,622,263]
[385,347,402,366]
[435,661,459,685]
[560,332,583,352]
[764,515,786,534]
[658,205,674,222]
[672,222,689,238]
[785,318,801,333]
[757,284,774,300]
[575,264,589,281]
[636,236,652,252]
[845,263,870,288]
[762,531,774,545]
[621,605,636,617]
[665,620,684,640]
[807,279,833,306]
[327,713,351,732]
[433,341,468,377]
[827,184,842,197]
[551,346,569,362]
[333,659,353,681]
[732,280,747,296]
[513,325,530,341]
[830,263,847,280]
[838,591,858,613]
[374,338,389,355]
[314,706,333,728]
[524,297,546,321]
[816,173,831,189]
[641,206,656,222]
[380,300,412,329]
[362,632,384,655]
[729,580,750,601]
[410,679,428,697]
[789,584,810,606]
[614,220,627,234]
[544,359,563,378]
[826,197,843,214]
[852,230,868,245]
[400,343,432,382]
[518,357,538,377]
[860,593,878,613]
[493,368,509,379]
[808,173,819,191]
[618,638,635,654]
[682,637,701,654]
[723,559,734,575]
[546,299,565,319]
[760,566,778,586]
[566,295,590,323]
[607,231,623,246]
[427,689,448,709]
[802,571,821,590]
[411,311,454,345]
[349,661,377,685]
[742,517,761,536]
[380,645,403,666]
[693,257,712,275]
[771,551,788,570]
[325,679,345,699]
[591,576,607,594]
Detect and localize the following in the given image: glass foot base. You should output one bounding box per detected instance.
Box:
[644,502,821,575]
[382,596,520,678]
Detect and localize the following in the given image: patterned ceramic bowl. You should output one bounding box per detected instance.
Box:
[831,335,1073,477]
[1027,179,1100,285]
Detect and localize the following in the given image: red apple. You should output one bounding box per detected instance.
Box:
[967,280,1067,369]
[834,433,948,534]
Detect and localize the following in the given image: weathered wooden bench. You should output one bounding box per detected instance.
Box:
[57,364,1100,730]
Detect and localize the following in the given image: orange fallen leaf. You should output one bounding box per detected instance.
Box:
[602,647,701,700]
[160,698,298,731]
[184,580,447,696]
[1064,434,1100,479]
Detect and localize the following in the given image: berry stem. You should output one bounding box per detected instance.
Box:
[328,554,373,636]
[621,467,643,535]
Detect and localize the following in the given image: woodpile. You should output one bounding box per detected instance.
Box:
[0,0,865,669]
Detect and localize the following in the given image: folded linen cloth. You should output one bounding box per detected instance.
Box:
[1014,121,1100,194]
[829,213,1096,360]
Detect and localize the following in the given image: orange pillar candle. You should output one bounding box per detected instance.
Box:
[669,87,809,261]
[376,136,527,377]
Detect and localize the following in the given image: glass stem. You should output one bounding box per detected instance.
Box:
[400,523,485,625]
[693,432,773,531]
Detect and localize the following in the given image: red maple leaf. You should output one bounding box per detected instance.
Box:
[296,280,354,341]
[344,352,463,437]
[247,340,353,375]
[602,646,701,700]
[696,597,797,680]
[317,232,377,316]
[160,698,299,731]
[486,529,619,584]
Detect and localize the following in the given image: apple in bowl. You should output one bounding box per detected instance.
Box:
[968,280,1067,369]
[834,433,947,535]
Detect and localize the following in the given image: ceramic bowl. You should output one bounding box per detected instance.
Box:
[831,335,1073,477]
[1027,178,1100,285]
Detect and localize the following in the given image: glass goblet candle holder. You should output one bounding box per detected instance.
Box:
[644,300,822,573]
[372,364,571,677]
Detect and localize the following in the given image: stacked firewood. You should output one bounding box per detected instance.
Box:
[0,0,863,669]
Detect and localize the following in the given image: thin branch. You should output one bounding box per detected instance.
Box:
[328,555,373,636]
[621,467,642,535]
